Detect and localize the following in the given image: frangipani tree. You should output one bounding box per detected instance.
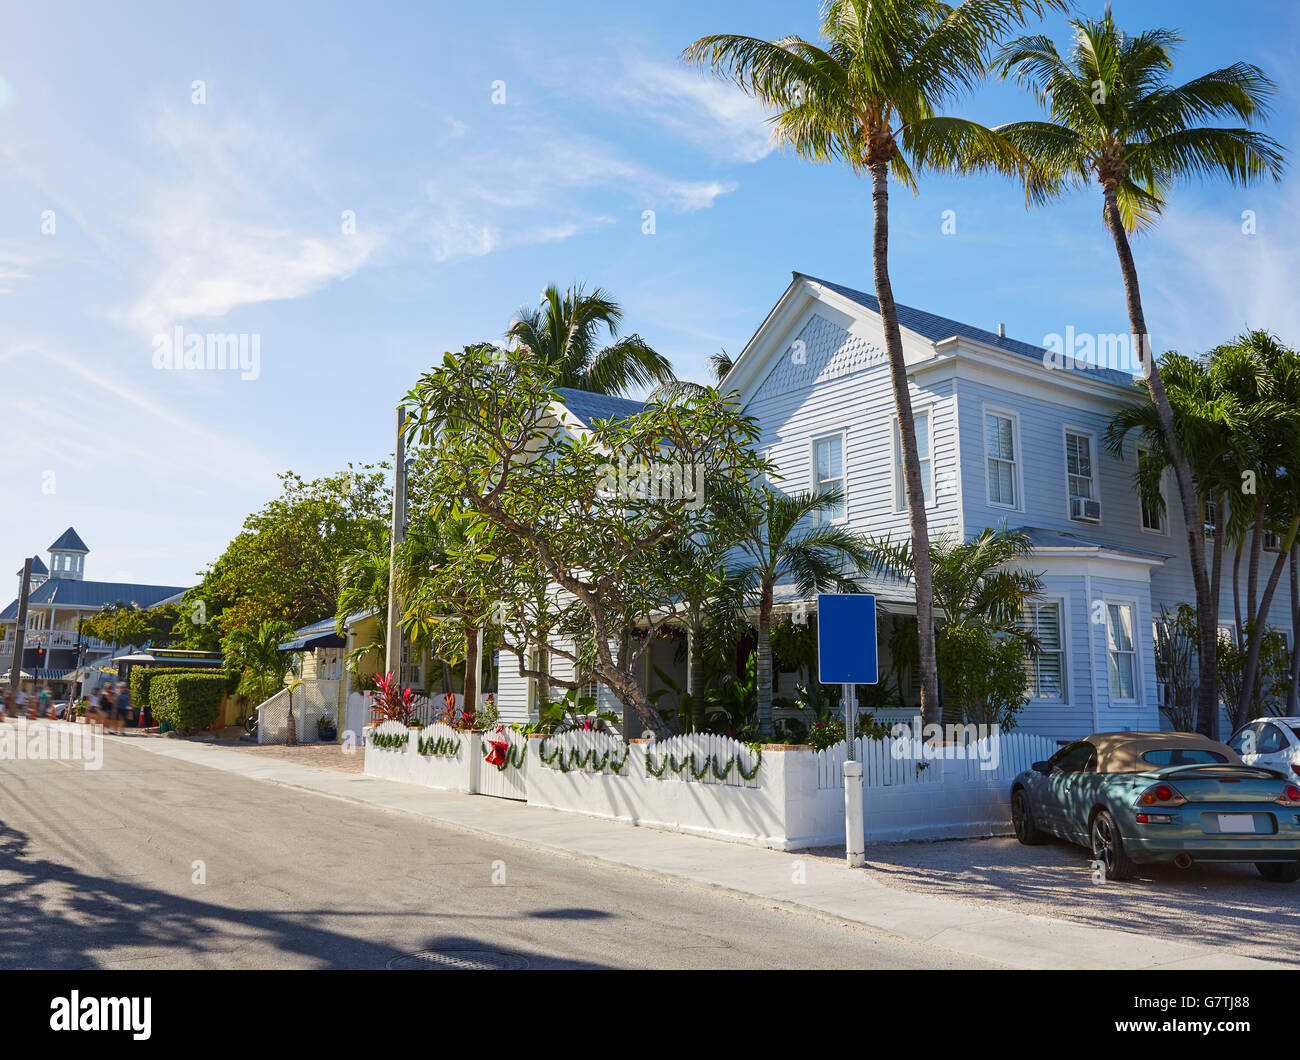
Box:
[403,343,766,737]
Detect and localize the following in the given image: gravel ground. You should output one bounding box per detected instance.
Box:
[806,834,1300,966]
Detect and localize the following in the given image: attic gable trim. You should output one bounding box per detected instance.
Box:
[726,276,937,407]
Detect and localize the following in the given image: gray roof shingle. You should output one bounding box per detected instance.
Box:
[797,273,1138,390]
[0,579,190,621]
[48,527,90,553]
[554,387,645,428]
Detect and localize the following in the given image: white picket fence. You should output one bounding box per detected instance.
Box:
[816,731,1061,790]
[539,729,630,773]
[643,732,761,788]
[478,726,529,801]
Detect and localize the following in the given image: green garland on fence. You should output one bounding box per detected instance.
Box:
[538,742,631,774]
[644,744,762,782]
[482,739,528,771]
[370,731,409,750]
[417,733,461,757]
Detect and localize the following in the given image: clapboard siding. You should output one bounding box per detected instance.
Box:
[745,313,963,545]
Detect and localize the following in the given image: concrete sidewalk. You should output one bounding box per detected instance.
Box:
[111,729,1271,970]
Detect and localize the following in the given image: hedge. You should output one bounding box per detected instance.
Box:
[150,672,229,732]
[131,667,239,709]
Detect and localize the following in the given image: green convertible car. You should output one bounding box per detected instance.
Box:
[1010,732,1300,881]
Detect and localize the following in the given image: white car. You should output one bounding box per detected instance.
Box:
[1227,717,1300,778]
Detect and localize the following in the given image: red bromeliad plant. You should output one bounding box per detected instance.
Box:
[370,671,416,726]
[436,691,475,732]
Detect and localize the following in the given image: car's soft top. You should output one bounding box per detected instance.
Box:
[1084,731,1242,773]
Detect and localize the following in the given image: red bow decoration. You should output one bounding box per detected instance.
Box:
[485,725,510,767]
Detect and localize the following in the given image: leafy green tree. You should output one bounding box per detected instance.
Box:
[403,343,765,737]
[725,485,874,734]
[506,283,675,396]
[181,466,389,649]
[81,603,183,650]
[995,8,1286,735]
[685,0,1063,728]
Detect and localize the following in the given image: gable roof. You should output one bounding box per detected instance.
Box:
[0,579,190,621]
[49,527,89,553]
[554,387,645,429]
[794,273,1138,389]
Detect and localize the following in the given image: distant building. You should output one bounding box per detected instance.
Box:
[0,527,189,696]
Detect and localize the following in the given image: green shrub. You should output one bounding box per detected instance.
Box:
[131,666,237,708]
[150,672,227,732]
[936,625,1029,730]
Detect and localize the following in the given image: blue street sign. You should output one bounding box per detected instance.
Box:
[816,593,878,684]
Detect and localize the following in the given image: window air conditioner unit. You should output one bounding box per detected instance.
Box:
[1071,496,1102,522]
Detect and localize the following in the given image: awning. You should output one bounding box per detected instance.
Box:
[36,669,73,680]
[278,631,346,652]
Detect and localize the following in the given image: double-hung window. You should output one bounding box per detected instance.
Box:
[893,411,932,510]
[1024,601,1066,700]
[985,411,1018,507]
[812,433,845,523]
[1137,447,1165,532]
[1106,602,1138,701]
[1065,431,1095,504]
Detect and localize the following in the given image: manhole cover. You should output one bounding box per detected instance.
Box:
[386,950,530,970]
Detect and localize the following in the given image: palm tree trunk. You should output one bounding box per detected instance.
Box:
[1247,499,1267,622]
[871,161,939,729]
[1239,516,1300,715]
[1233,538,1244,649]
[1288,541,1299,717]
[756,586,774,734]
[1102,182,1217,737]
[1209,492,1225,638]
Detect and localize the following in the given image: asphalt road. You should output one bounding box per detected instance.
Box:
[0,734,997,969]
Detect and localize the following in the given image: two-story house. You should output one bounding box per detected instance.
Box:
[722,273,1296,740]
[0,527,189,698]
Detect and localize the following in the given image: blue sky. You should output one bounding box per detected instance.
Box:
[2,0,1298,590]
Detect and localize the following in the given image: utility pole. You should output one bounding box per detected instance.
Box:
[385,405,407,684]
[8,559,32,709]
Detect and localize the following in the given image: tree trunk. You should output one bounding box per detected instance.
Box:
[463,626,479,722]
[871,161,939,729]
[1209,492,1225,632]
[1239,516,1300,715]
[756,586,774,734]
[688,619,706,732]
[1233,538,1244,649]
[1247,498,1267,623]
[1102,181,1217,737]
[1288,541,1299,717]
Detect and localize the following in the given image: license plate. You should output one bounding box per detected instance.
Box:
[1217,814,1256,833]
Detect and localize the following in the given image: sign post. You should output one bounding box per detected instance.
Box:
[816,594,878,868]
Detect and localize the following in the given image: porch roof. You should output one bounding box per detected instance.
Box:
[1016,526,1170,563]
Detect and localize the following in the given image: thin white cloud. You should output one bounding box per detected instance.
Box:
[607,55,777,164]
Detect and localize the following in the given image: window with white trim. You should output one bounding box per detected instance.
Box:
[1023,601,1066,700]
[1106,602,1138,701]
[1137,447,1165,532]
[893,411,932,511]
[1264,530,1281,551]
[1064,431,1095,503]
[811,433,845,523]
[984,411,1018,507]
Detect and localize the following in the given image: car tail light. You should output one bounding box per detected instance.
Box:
[1277,784,1300,808]
[1138,783,1187,807]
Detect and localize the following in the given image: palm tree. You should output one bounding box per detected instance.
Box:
[506,283,675,396]
[227,619,294,707]
[685,0,1062,728]
[727,485,874,733]
[995,8,1286,735]
[858,527,1044,633]
[336,530,390,677]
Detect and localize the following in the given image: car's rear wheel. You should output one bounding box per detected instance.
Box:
[1090,809,1134,881]
[1256,861,1300,882]
[1011,788,1046,845]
